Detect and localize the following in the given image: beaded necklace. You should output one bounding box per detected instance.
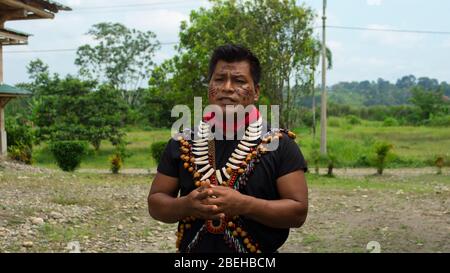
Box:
[176,119,297,253]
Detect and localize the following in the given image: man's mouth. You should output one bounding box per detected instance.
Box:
[217,97,237,105]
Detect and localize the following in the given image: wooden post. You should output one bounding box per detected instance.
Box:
[0,19,5,156]
[0,99,6,155]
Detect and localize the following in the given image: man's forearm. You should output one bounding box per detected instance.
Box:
[241,195,307,229]
[148,193,188,223]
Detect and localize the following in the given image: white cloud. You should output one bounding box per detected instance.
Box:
[123,9,189,42]
[361,24,424,48]
[442,38,450,48]
[366,0,383,6]
[327,40,342,51]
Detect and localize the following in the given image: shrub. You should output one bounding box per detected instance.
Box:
[8,143,33,165]
[110,154,123,174]
[5,117,34,148]
[383,117,399,127]
[346,115,362,125]
[355,155,371,167]
[374,142,393,175]
[151,141,168,165]
[49,141,88,172]
[109,140,130,174]
[324,153,337,177]
[322,145,339,177]
[427,115,450,127]
[309,142,320,174]
[435,156,445,175]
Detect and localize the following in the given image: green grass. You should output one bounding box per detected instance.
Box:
[296,118,450,168]
[306,173,449,194]
[33,128,171,169]
[31,120,450,169]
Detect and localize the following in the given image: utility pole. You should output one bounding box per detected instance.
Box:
[320,0,327,155]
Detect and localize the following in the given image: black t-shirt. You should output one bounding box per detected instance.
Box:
[157,128,307,253]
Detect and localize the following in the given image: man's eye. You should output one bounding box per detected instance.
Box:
[215,78,224,82]
[236,79,246,84]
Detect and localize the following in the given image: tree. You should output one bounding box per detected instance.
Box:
[148,0,324,128]
[28,61,128,150]
[410,86,446,120]
[75,22,160,107]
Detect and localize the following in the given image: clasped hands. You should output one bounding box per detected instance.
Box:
[184,180,249,220]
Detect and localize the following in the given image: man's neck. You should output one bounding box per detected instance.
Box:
[203,105,260,139]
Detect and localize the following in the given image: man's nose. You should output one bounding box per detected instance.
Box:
[223,79,234,92]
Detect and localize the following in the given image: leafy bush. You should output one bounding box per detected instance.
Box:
[5,117,34,148]
[435,156,445,175]
[8,143,33,165]
[324,153,338,177]
[309,142,320,174]
[151,141,168,165]
[110,154,123,174]
[383,117,399,127]
[346,115,362,125]
[109,140,130,174]
[355,155,371,167]
[426,115,450,127]
[49,141,88,172]
[374,142,393,175]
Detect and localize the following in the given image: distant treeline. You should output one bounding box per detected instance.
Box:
[301,75,450,107]
[329,75,450,106]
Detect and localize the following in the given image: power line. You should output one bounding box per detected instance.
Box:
[326,25,450,35]
[4,25,450,54]
[69,0,202,14]
[74,0,195,10]
[3,42,178,54]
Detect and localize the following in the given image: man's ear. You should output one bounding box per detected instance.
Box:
[254,84,260,102]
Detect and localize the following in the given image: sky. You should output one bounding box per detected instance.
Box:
[3,0,450,86]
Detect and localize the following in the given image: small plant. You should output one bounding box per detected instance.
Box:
[8,143,33,165]
[346,115,362,125]
[310,142,321,174]
[374,142,394,175]
[151,141,168,165]
[109,139,131,174]
[324,153,338,177]
[383,117,399,127]
[434,156,445,175]
[355,155,371,167]
[49,141,88,172]
[110,154,123,174]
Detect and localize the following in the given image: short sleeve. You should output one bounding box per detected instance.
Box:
[276,134,308,178]
[156,138,180,178]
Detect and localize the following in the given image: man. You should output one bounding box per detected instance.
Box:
[148,44,308,253]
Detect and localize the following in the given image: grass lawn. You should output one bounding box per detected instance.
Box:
[32,119,450,170]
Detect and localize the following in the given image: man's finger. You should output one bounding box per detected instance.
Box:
[204,197,222,206]
[208,187,227,196]
[194,189,210,200]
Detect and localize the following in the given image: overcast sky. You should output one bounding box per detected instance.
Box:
[3,0,450,86]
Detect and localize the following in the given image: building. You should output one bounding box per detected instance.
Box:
[0,0,70,155]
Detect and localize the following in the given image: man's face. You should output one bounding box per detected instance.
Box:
[208,60,260,112]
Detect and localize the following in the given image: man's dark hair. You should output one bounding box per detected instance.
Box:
[208,44,261,85]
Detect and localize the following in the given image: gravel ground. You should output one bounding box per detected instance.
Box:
[1,161,449,253]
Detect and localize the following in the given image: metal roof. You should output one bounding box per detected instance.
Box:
[0,84,31,96]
